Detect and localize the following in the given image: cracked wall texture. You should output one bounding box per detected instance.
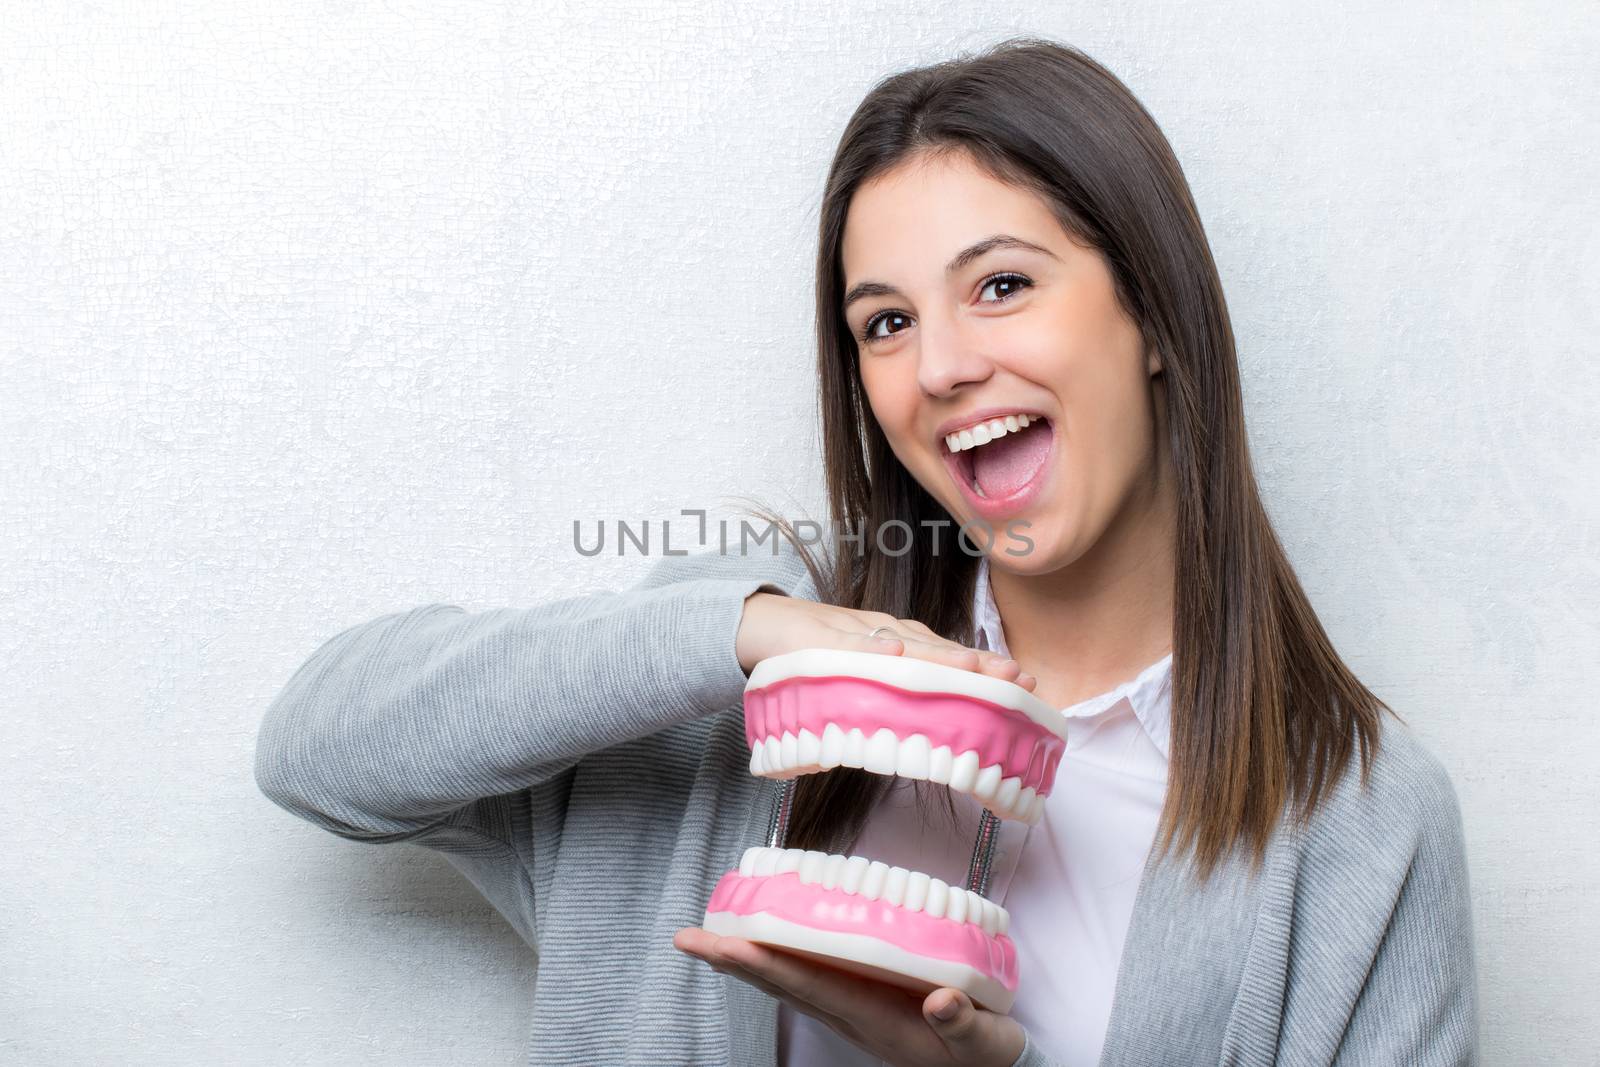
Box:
[2,2,1596,1063]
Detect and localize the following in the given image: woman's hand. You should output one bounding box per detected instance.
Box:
[674,927,1026,1067]
[736,593,1036,692]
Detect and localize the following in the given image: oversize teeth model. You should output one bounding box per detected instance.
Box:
[702,647,1068,1015]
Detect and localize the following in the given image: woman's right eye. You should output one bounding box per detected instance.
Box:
[860,310,912,345]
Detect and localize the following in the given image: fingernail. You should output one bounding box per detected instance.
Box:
[931,999,958,1020]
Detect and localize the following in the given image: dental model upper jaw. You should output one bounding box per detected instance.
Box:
[943,412,1044,454]
[743,648,1067,824]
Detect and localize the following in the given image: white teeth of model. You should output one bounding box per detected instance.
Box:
[842,727,866,768]
[949,749,980,792]
[797,728,821,766]
[976,894,997,935]
[819,722,845,768]
[840,856,870,895]
[946,884,967,923]
[895,733,931,778]
[861,861,889,901]
[729,850,1012,932]
[1016,786,1037,822]
[995,776,1023,813]
[972,423,992,445]
[973,763,1004,802]
[884,866,910,908]
[958,429,975,450]
[752,730,1045,817]
[864,727,899,775]
[905,871,930,912]
[1004,414,1020,432]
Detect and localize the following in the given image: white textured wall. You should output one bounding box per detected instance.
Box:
[2,2,1594,1062]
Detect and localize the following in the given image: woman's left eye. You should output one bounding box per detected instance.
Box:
[979,272,1032,303]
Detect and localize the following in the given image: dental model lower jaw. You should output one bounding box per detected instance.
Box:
[702,648,1068,1014]
[704,848,1019,1011]
[731,846,1010,935]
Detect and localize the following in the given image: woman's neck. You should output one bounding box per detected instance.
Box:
[989,469,1176,709]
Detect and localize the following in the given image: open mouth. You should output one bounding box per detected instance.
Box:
[702,648,1069,1014]
[940,414,1055,518]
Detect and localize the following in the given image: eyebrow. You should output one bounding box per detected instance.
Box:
[842,234,1058,312]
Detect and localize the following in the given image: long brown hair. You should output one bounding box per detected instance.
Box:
[746,36,1386,878]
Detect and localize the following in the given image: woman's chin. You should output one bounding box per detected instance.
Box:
[985,531,1065,573]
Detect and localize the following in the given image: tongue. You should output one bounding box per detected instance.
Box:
[972,421,1050,498]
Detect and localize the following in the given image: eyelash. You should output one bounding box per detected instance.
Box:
[857,272,1033,346]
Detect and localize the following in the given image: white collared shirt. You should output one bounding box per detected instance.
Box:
[778,556,1174,1067]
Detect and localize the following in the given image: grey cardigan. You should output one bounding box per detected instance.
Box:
[254,540,1478,1066]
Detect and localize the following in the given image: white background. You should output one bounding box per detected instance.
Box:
[2,2,1595,1063]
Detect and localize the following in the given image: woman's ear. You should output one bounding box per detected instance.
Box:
[1146,343,1164,377]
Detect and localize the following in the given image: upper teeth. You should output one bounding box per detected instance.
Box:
[751,726,1047,824]
[945,414,1036,454]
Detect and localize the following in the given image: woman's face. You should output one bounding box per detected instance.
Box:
[840,150,1167,575]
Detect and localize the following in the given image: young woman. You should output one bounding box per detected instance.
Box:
[255,38,1476,1067]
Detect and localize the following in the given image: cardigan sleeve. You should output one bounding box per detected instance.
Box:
[252,544,812,846]
[1331,747,1479,1064]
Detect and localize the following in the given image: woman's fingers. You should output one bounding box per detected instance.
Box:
[878,627,1026,684]
[840,613,1032,686]
[882,620,1019,676]
[745,598,1034,691]
[894,618,947,642]
[851,626,906,653]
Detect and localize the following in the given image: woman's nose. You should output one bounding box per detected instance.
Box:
[916,317,995,397]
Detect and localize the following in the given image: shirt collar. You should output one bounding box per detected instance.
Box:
[972,553,1174,760]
